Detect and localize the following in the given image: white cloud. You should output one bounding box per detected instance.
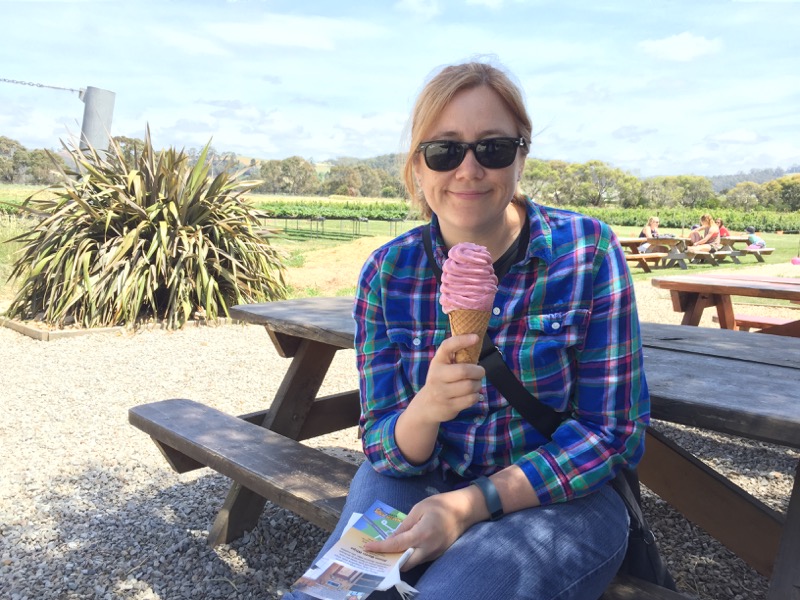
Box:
[467,0,504,8]
[706,129,768,144]
[638,32,722,62]
[208,14,385,51]
[394,0,442,20]
[150,27,232,57]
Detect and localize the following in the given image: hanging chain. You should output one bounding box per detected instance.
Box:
[0,77,81,94]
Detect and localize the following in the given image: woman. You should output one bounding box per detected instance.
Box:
[638,216,668,254]
[284,61,648,600]
[688,214,721,253]
[716,218,730,237]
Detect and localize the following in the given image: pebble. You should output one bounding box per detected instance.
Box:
[1,267,797,599]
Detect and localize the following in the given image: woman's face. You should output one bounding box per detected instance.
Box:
[413,85,525,240]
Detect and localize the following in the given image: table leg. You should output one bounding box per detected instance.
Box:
[640,428,783,577]
[674,291,715,326]
[713,295,737,329]
[767,460,800,599]
[208,337,340,545]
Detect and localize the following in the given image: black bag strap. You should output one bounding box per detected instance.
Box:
[422,224,563,439]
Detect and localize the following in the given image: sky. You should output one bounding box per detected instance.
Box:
[1,0,799,178]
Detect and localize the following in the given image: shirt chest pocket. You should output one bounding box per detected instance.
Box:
[517,309,590,391]
[387,327,448,390]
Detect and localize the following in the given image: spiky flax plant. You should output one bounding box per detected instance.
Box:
[6,131,287,329]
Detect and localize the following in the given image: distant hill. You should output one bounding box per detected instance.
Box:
[708,165,800,193]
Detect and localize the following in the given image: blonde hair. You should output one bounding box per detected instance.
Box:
[700,213,714,226]
[403,61,532,219]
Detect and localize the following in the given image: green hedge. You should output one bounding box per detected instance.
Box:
[563,206,800,234]
[254,199,421,221]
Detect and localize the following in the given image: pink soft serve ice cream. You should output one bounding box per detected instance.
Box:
[439,242,498,363]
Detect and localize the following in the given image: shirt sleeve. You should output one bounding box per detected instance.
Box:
[516,226,650,505]
[353,250,441,477]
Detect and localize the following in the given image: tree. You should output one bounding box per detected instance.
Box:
[724,181,762,210]
[112,136,145,168]
[554,160,640,207]
[762,174,800,212]
[355,165,382,197]
[324,165,362,196]
[673,175,716,208]
[641,177,682,209]
[258,160,283,193]
[521,159,558,203]
[281,156,319,195]
[12,149,63,184]
[0,136,26,182]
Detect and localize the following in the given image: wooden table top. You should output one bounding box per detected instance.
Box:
[651,274,800,302]
[232,297,800,449]
[617,236,687,246]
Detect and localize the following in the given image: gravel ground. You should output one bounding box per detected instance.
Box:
[1,261,798,599]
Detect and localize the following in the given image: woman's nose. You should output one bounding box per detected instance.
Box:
[455,147,484,178]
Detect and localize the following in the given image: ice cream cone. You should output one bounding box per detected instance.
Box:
[448,309,491,364]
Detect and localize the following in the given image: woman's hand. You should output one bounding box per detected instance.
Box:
[394,333,486,464]
[363,486,484,570]
[410,333,486,424]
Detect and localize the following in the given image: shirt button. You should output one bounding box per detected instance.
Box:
[463,453,470,461]
[412,337,421,346]
[551,322,561,330]
[492,307,501,315]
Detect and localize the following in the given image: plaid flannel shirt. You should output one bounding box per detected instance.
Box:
[354,198,649,505]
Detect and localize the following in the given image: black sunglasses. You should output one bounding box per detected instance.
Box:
[417,137,527,172]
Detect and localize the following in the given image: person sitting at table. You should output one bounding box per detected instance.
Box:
[638,216,669,254]
[745,226,767,249]
[716,218,730,237]
[283,60,649,600]
[688,213,721,253]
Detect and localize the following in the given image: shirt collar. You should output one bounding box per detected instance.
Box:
[429,197,553,267]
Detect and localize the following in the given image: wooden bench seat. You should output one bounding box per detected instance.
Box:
[625,252,669,273]
[737,247,775,263]
[129,398,695,599]
[129,398,358,532]
[713,313,792,332]
[685,249,740,266]
[625,252,669,262]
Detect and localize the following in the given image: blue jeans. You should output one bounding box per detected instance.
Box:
[283,462,628,600]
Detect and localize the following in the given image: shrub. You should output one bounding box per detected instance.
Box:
[5,131,287,329]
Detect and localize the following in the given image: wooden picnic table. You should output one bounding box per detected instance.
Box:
[651,273,800,337]
[130,297,800,600]
[617,236,689,271]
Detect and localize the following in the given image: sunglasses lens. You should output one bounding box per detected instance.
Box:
[421,138,521,171]
[475,139,518,169]
[423,142,465,172]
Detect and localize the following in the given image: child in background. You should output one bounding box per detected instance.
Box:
[745,226,767,249]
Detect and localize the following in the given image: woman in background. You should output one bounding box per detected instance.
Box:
[638,216,668,254]
[688,214,721,253]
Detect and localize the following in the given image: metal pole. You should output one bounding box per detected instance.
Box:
[78,86,115,151]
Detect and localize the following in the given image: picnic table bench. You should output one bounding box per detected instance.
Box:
[738,246,776,262]
[129,297,800,600]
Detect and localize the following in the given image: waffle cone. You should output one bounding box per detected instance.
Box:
[448,309,491,364]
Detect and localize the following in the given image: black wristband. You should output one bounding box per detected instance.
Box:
[470,475,504,521]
